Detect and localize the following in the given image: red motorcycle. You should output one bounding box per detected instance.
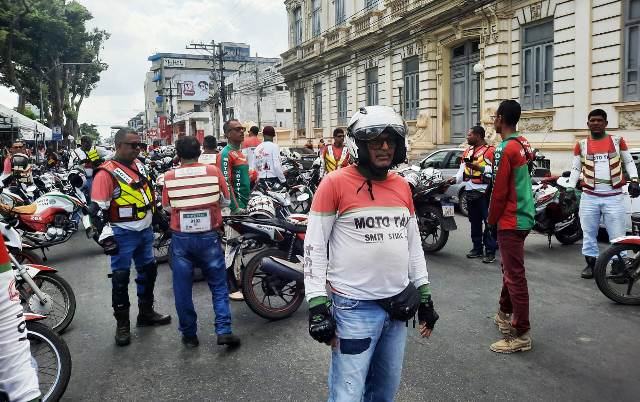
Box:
[594,213,640,305]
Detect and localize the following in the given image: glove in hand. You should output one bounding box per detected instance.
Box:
[308,298,336,344]
[418,298,439,330]
[629,181,640,198]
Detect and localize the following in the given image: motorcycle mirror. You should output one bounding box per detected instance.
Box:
[562,171,571,178]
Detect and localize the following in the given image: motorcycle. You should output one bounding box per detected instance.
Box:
[282,157,315,214]
[224,214,306,320]
[2,221,76,333]
[25,313,72,401]
[531,173,582,246]
[593,213,640,305]
[401,167,458,253]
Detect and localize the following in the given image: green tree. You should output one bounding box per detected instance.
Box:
[0,0,109,139]
[79,122,99,144]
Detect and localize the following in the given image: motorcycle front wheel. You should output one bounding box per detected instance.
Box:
[419,205,450,253]
[594,243,640,305]
[241,248,304,320]
[27,321,72,402]
[20,272,76,334]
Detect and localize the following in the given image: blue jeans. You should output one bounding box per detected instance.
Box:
[579,193,627,257]
[111,226,155,296]
[467,191,496,253]
[328,293,407,402]
[170,231,231,337]
[83,176,93,202]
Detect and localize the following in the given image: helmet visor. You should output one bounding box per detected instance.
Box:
[351,124,406,141]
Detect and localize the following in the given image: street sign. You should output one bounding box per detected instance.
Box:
[52,126,62,141]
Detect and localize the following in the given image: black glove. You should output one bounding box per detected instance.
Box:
[629,181,640,198]
[100,236,119,255]
[308,300,336,344]
[417,297,439,330]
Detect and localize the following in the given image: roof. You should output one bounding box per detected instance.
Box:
[0,103,52,140]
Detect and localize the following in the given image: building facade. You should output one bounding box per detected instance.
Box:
[280,0,640,171]
[145,43,280,144]
[225,63,293,129]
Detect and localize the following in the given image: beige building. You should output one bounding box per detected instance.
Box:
[280,0,640,171]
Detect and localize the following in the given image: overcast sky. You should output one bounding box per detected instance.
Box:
[0,0,288,138]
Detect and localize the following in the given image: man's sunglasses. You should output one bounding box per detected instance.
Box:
[334,135,345,139]
[367,136,397,150]
[231,127,246,132]
[122,142,144,148]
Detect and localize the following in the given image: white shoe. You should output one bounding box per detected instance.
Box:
[229,291,244,301]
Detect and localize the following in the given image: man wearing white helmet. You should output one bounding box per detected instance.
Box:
[303,106,439,401]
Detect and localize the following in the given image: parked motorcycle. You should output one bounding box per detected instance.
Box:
[25,313,72,401]
[531,173,582,246]
[224,214,306,320]
[593,213,640,305]
[2,221,76,333]
[401,167,458,253]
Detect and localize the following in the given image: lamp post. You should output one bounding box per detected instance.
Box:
[472,62,484,126]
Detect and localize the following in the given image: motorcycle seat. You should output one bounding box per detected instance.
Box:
[0,203,37,215]
[282,220,307,234]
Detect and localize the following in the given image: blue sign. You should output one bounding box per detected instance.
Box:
[52,126,62,141]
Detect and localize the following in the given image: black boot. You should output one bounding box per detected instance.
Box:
[137,302,172,327]
[217,333,241,347]
[114,309,131,347]
[136,262,172,326]
[581,256,596,279]
[466,249,484,258]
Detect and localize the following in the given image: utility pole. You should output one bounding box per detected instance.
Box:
[186,40,227,137]
[162,78,178,142]
[255,53,261,128]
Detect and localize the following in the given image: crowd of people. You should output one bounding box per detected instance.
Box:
[1,97,637,401]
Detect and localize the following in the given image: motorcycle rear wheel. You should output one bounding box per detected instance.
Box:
[241,248,304,320]
[419,205,450,253]
[20,272,76,334]
[594,243,640,305]
[27,321,72,402]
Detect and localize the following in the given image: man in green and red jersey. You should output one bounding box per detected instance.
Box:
[218,119,251,214]
[487,99,535,354]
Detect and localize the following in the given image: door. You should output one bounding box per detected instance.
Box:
[450,41,480,145]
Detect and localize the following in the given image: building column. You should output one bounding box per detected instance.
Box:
[573,0,592,128]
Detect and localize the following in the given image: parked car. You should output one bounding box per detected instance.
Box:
[416,148,468,214]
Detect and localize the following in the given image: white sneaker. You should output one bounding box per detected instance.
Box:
[229,291,244,301]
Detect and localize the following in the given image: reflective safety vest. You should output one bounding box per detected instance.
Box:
[87,148,101,162]
[164,164,222,233]
[323,145,349,173]
[579,135,625,190]
[98,160,155,222]
[462,144,494,184]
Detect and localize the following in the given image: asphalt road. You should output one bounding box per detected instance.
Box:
[41,215,640,402]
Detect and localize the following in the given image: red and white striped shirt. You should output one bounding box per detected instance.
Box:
[162,163,229,233]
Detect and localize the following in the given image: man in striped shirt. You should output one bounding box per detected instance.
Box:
[162,136,240,348]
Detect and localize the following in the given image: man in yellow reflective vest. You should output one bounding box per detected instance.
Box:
[69,135,106,200]
[91,129,171,346]
[320,128,350,177]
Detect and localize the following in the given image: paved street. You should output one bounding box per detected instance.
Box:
[46,216,640,402]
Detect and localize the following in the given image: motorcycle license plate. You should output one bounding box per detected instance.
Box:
[442,203,455,217]
[82,214,91,229]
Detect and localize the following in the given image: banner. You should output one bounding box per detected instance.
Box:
[179,74,210,101]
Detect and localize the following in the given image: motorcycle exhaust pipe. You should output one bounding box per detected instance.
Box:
[260,256,304,282]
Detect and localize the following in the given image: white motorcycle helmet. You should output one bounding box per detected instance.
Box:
[401,169,420,189]
[247,195,276,219]
[419,167,443,187]
[345,106,407,167]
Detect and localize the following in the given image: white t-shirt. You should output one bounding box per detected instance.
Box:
[253,141,286,182]
[198,153,217,165]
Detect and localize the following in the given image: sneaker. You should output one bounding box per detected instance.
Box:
[217,333,241,348]
[490,332,532,354]
[493,311,512,335]
[229,291,244,301]
[466,249,484,259]
[182,335,200,348]
[482,253,496,263]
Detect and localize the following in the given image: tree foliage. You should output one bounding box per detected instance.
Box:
[79,122,100,144]
[0,0,109,139]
